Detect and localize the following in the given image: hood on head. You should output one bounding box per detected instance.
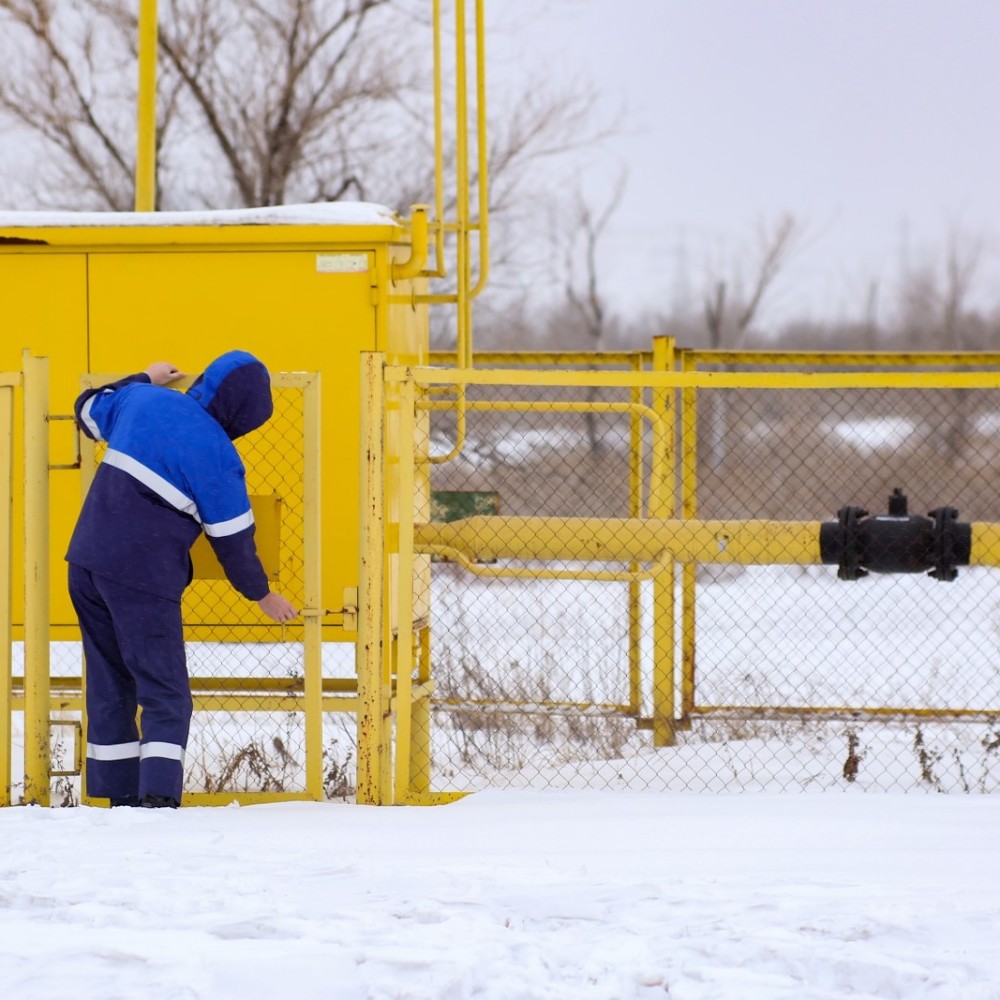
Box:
[186,350,273,440]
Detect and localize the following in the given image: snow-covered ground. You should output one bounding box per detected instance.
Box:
[2,790,999,999]
[5,555,1000,997]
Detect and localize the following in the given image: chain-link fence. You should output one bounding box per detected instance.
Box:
[405,353,1000,795]
[180,380,312,797]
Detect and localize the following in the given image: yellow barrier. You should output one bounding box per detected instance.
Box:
[367,355,1000,800]
[1,358,325,807]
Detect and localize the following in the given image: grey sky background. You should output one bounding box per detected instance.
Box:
[489,1,1000,330]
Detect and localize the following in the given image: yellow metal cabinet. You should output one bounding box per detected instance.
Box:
[0,213,428,642]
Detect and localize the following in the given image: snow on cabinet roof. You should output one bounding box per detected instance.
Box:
[0,202,399,228]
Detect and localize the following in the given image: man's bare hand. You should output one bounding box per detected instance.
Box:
[145,362,186,386]
[258,591,298,623]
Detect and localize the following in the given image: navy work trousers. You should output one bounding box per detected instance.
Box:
[68,564,191,804]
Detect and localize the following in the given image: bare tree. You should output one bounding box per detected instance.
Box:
[0,0,145,209]
[563,176,625,348]
[0,0,417,209]
[897,227,987,463]
[0,0,607,223]
[702,213,802,349]
[698,213,802,470]
[559,175,626,453]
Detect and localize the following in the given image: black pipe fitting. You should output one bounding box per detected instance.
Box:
[819,489,971,582]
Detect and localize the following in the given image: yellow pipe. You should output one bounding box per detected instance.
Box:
[397,366,1000,391]
[420,397,667,480]
[417,515,1000,570]
[682,349,1000,367]
[430,0,447,278]
[391,205,430,282]
[22,352,50,806]
[422,397,665,422]
[135,0,158,211]
[418,543,671,583]
[0,383,13,805]
[971,524,1000,567]
[429,350,651,366]
[426,385,468,465]
[454,0,472,367]
[415,516,824,565]
[690,704,1000,722]
[469,0,490,299]
[436,696,631,714]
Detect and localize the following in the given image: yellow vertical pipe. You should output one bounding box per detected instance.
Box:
[430,0,446,277]
[469,0,490,299]
[393,377,417,800]
[0,382,14,806]
[22,352,50,806]
[135,0,158,211]
[302,373,323,799]
[627,354,643,716]
[680,349,699,720]
[455,0,471,366]
[357,354,389,804]
[650,338,676,747]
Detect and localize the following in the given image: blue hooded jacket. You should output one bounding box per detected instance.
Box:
[66,351,273,602]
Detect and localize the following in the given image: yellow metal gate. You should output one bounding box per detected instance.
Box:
[77,370,324,805]
[5,356,323,806]
[361,350,1000,800]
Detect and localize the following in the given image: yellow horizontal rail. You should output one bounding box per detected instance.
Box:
[689,705,1000,721]
[429,350,650,367]
[13,676,365,696]
[415,516,822,565]
[435,697,633,714]
[416,516,1000,569]
[682,349,1000,367]
[394,365,1000,391]
[421,544,672,582]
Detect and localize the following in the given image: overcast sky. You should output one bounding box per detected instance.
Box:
[490,1,1000,329]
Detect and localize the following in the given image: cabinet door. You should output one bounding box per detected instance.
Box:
[89,249,377,634]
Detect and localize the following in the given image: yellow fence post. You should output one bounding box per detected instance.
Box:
[651,337,677,746]
[0,375,15,806]
[679,349,699,724]
[302,372,324,800]
[393,375,417,801]
[357,353,391,804]
[627,352,644,717]
[22,351,50,806]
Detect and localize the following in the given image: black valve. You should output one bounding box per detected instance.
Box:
[819,489,971,582]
